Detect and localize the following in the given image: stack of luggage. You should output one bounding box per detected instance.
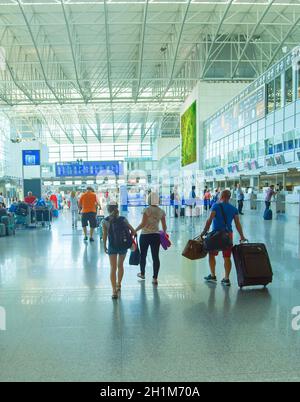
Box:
[0,215,16,236]
[12,202,32,226]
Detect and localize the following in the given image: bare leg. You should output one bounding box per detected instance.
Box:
[209,254,216,277]
[224,257,232,280]
[117,254,126,289]
[90,227,95,239]
[83,226,87,237]
[109,255,118,296]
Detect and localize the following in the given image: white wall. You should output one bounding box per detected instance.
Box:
[197,82,248,122]
[154,137,180,161]
[7,141,49,179]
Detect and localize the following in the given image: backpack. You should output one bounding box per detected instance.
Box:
[106,216,132,250]
[35,198,46,208]
[15,202,29,216]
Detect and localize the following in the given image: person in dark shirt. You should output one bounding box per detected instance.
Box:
[200,190,246,287]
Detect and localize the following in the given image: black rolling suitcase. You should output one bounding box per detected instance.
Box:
[232,243,273,289]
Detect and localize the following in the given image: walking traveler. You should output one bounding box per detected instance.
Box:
[210,188,220,208]
[135,192,167,285]
[200,190,247,287]
[236,184,245,215]
[265,185,276,210]
[188,186,197,212]
[102,204,136,299]
[70,191,79,229]
[203,189,211,211]
[79,187,100,242]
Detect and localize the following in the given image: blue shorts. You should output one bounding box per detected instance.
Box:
[108,247,128,256]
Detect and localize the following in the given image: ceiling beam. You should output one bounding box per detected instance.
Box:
[135,0,149,102]
[266,14,300,69]
[160,0,193,102]
[201,0,234,78]
[17,0,63,105]
[231,0,276,78]
[103,0,113,103]
[60,0,88,103]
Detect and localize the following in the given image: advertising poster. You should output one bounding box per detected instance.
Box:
[181,101,197,167]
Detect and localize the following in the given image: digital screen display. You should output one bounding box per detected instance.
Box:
[206,86,265,142]
[181,101,197,167]
[55,161,124,177]
[22,150,40,166]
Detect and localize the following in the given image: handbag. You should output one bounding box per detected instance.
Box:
[204,204,233,252]
[182,235,208,260]
[129,237,141,266]
[159,231,172,250]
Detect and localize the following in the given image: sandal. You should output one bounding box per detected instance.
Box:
[116,284,121,292]
[112,291,118,300]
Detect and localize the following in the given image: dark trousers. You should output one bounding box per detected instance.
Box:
[238,200,244,214]
[265,201,271,210]
[140,234,161,279]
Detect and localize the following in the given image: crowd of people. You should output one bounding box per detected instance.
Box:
[1,183,280,299]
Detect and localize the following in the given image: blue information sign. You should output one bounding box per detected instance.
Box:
[22,150,41,166]
[55,161,123,177]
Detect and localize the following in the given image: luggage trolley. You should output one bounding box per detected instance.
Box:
[34,207,52,229]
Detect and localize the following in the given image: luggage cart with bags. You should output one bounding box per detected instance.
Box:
[34,207,52,229]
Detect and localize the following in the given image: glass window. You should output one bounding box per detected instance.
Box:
[285,67,293,104]
[265,139,274,155]
[250,143,257,159]
[298,64,300,99]
[258,140,265,157]
[267,80,275,113]
[275,75,282,109]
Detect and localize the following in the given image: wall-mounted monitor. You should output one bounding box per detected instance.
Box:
[55,161,123,177]
[181,101,197,167]
[22,150,40,166]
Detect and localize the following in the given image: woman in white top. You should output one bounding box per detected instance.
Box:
[70,190,79,229]
[135,192,167,285]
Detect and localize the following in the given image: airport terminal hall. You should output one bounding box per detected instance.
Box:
[1,0,300,385]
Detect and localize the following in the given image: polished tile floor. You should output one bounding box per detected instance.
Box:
[1,207,300,382]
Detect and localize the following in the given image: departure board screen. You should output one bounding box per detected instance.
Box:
[206,86,265,141]
[55,161,123,177]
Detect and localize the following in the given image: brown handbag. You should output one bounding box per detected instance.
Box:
[182,235,208,260]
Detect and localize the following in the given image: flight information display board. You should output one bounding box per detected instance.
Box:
[206,86,265,142]
[55,161,123,177]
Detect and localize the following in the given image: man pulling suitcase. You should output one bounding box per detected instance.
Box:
[200,190,247,287]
